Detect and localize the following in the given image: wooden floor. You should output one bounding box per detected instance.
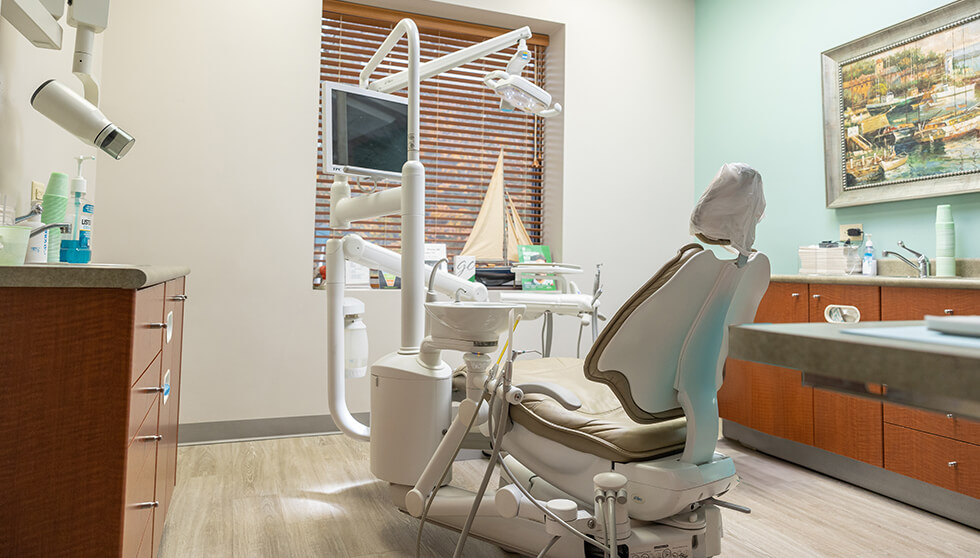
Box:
[160,435,980,557]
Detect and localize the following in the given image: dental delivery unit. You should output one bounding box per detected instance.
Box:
[323,19,769,558]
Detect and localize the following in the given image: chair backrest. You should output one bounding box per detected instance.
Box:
[584,244,770,464]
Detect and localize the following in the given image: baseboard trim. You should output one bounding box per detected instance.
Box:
[179,413,371,446]
[722,420,980,529]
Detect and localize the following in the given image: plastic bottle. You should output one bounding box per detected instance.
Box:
[861,233,877,276]
[40,172,70,262]
[61,156,95,263]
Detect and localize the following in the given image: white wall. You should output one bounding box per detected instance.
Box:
[97,0,695,426]
[0,18,101,219]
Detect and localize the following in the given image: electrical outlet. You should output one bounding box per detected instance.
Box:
[840,223,863,242]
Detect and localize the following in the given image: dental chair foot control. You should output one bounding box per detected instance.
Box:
[703,497,750,514]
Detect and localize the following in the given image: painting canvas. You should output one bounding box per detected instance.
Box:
[840,15,980,190]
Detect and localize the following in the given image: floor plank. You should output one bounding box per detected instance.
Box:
[159,435,979,557]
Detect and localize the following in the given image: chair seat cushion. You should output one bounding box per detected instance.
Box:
[510,357,686,463]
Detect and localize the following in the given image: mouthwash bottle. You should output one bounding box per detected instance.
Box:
[61,155,96,264]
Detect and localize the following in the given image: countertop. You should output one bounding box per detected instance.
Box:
[775,258,980,289]
[728,320,980,419]
[771,274,980,289]
[0,264,190,289]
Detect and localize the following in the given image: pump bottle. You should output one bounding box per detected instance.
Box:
[861,234,877,276]
[61,155,96,263]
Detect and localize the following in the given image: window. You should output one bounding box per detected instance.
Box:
[315,1,550,280]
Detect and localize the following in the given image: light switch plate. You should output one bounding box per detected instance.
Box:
[31,181,45,202]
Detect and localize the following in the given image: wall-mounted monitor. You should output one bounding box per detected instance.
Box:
[321,81,407,179]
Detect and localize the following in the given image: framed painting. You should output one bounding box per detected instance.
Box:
[822,0,980,207]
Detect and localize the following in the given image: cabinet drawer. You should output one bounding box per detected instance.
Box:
[132,284,166,385]
[124,401,160,558]
[130,352,163,443]
[884,423,980,498]
[881,287,980,320]
[884,403,980,445]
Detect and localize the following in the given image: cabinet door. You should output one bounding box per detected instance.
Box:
[809,284,883,466]
[720,282,814,444]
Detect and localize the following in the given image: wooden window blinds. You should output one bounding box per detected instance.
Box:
[315,1,550,274]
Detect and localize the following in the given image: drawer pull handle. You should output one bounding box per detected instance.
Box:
[944,309,954,315]
[791,293,800,298]
[137,435,162,442]
[133,501,159,509]
[170,295,188,301]
[948,461,958,468]
[139,386,165,394]
[947,413,954,419]
[147,322,168,329]
[812,294,821,299]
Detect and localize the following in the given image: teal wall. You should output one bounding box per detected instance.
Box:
[695,0,980,274]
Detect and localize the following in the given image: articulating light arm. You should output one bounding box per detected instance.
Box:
[363,26,533,95]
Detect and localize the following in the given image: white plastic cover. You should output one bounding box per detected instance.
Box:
[690,163,766,256]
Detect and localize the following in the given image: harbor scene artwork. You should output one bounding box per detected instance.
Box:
[840,15,980,189]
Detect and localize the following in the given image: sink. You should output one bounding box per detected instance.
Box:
[425,301,525,343]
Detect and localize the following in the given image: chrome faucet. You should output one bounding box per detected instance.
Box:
[30,223,72,238]
[882,241,930,278]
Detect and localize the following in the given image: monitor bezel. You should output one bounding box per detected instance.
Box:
[321,81,409,180]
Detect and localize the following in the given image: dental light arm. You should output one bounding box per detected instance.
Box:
[362,26,533,94]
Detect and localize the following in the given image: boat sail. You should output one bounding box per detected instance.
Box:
[459,148,533,263]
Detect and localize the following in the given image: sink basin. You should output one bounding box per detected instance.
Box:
[425,301,525,343]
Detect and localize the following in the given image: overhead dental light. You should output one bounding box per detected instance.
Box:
[483,39,561,118]
[483,70,562,118]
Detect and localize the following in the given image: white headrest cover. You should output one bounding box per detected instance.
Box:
[690,163,766,256]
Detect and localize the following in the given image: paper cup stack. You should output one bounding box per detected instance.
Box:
[935,204,955,277]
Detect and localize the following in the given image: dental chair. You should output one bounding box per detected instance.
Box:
[496,165,768,536]
[502,240,770,525]
[332,161,767,557]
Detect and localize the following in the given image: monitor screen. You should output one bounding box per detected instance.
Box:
[322,82,408,176]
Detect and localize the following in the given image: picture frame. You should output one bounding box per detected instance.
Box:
[822,0,980,208]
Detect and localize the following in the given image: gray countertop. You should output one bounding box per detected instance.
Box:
[729,320,980,419]
[0,264,190,289]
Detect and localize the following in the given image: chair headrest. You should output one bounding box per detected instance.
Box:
[690,163,766,257]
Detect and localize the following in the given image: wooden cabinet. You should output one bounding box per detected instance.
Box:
[720,282,814,444]
[722,279,980,502]
[0,277,187,558]
[879,286,980,485]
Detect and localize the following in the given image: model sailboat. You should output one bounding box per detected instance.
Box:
[459,148,533,265]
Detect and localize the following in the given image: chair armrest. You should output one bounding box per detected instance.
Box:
[516,382,582,411]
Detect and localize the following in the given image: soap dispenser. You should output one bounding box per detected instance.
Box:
[60,155,96,264]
